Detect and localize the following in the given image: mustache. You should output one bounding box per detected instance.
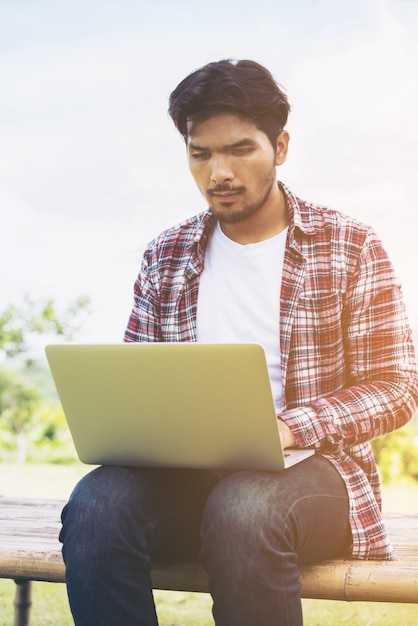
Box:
[208,184,246,195]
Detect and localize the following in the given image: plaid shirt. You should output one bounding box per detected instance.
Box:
[125,182,418,560]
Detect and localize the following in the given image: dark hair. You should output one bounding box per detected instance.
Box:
[168,59,291,148]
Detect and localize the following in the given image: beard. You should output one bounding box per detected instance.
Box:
[207,168,277,225]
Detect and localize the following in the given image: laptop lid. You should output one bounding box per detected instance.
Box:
[45,343,313,471]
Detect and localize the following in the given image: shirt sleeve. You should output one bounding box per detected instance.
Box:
[282,231,418,451]
[124,248,162,343]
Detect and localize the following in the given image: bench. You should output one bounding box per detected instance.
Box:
[1,496,418,626]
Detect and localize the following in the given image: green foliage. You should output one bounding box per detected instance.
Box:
[0,369,41,462]
[0,294,90,359]
[0,295,90,462]
[28,404,79,464]
[0,369,40,434]
[372,416,418,484]
[0,376,78,464]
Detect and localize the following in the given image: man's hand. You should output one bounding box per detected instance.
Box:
[277,418,296,449]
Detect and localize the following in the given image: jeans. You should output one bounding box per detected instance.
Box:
[60,456,351,625]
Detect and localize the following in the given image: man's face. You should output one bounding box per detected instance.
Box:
[186,112,288,226]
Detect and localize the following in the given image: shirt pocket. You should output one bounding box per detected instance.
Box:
[292,292,345,375]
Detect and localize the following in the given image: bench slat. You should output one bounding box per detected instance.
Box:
[1,497,418,603]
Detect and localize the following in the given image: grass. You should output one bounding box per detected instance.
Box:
[1,463,418,625]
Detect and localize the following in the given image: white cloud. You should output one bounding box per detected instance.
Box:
[1,0,418,338]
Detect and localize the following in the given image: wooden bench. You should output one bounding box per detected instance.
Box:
[1,496,418,626]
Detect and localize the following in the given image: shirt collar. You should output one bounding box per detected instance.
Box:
[279,181,316,237]
[189,182,316,267]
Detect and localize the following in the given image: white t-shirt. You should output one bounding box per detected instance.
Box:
[196,222,288,413]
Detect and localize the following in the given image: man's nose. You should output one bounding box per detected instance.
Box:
[210,156,233,184]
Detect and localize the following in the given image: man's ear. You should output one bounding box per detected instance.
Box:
[275,130,290,166]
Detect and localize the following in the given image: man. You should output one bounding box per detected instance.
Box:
[60,59,418,625]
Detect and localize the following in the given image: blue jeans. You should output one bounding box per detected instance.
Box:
[60,456,351,625]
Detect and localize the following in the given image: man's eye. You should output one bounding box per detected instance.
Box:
[192,152,210,161]
[233,147,253,156]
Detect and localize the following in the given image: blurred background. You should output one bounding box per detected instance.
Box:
[1,0,418,342]
[1,0,417,473]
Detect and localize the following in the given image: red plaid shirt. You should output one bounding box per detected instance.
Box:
[125,182,418,559]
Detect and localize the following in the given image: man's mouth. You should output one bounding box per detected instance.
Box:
[208,186,245,202]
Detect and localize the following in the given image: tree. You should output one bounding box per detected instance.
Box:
[0,295,90,462]
[371,418,418,484]
[0,369,41,463]
[0,294,90,360]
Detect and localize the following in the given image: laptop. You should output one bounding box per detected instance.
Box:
[45,342,314,471]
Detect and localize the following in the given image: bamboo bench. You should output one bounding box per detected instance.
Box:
[1,497,418,625]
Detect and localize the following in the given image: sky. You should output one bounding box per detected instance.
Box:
[1,0,418,348]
